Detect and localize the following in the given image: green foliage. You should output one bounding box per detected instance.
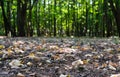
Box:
[0,0,119,37]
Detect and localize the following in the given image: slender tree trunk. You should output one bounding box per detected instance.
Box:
[0,0,11,36]
[54,0,56,36]
[12,10,17,36]
[36,3,41,36]
[27,0,33,37]
[109,0,120,36]
[66,12,70,36]
[59,1,63,36]
[85,2,88,36]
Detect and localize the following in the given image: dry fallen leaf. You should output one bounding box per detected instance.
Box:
[93,62,99,68]
[35,45,42,51]
[116,48,120,52]
[0,45,5,49]
[109,61,118,67]
[42,39,46,45]
[7,48,14,55]
[9,59,23,68]
[17,73,25,77]
[59,74,67,77]
[59,48,76,53]
[83,59,89,64]
[27,52,39,61]
[80,45,92,51]
[101,63,107,68]
[0,51,3,55]
[49,45,59,50]
[28,52,36,59]
[108,64,116,71]
[27,62,33,66]
[29,72,36,76]
[110,74,120,77]
[17,41,24,45]
[72,59,84,68]
[52,54,60,60]
[93,55,99,59]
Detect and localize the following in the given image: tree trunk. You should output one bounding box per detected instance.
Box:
[0,0,11,36]
[17,0,27,36]
[115,14,120,36]
[85,2,88,36]
[54,0,56,37]
[36,3,41,36]
[109,0,120,36]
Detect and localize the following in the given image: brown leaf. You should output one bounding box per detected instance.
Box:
[35,45,42,51]
[42,39,46,45]
[93,62,99,68]
[52,54,60,60]
[101,63,107,68]
[109,62,118,67]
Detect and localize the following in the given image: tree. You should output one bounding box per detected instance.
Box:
[53,0,57,36]
[17,0,38,37]
[109,0,120,36]
[0,0,120,37]
[0,0,11,36]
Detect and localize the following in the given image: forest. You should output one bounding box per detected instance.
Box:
[0,0,120,37]
[1,0,120,77]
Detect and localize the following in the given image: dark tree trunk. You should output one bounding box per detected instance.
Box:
[54,0,56,37]
[12,10,17,36]
[0,0,11,36]
[115,14,120,37]
[36,3,41,36]
[27,0,33,37]
[85,2,88,36]
[17,0,27,36]
[104,0,110,37]
[109,0,120,37]
[60,4,63,36]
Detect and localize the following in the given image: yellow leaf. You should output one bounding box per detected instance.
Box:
[83,60,89,64]
[28,53,35,58]
[0,45,5,49]
[7,48,13,55]
[67,74,71,77]
[27,53,39,61]
[0,51,3,55]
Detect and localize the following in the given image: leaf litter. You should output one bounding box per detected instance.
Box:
[0,37,120,77]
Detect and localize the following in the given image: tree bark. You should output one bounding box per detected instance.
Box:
[17,0,26,36]
[0,0,11,36]
[54,0,56,37]
[109,0,120,36]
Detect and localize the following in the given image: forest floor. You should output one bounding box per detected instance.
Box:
[0,37,120,77]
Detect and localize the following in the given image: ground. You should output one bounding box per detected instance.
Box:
[0,37,120,77]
